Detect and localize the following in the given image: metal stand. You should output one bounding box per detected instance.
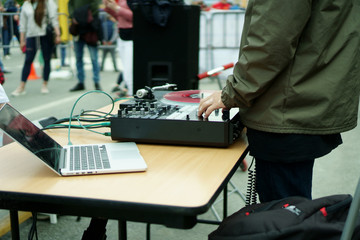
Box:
[210,180,246,221]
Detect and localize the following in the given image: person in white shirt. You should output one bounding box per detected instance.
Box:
[0,84,9,105]
[0,84,9,146]
[11,0,60,96]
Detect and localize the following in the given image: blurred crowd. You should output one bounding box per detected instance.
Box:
[0,0,248,99]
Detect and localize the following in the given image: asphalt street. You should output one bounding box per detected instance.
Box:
[2,44,124,122]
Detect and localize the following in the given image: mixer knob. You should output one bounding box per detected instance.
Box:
[136,89,148,99]
[233,133,239,140]
[222,110,230,120]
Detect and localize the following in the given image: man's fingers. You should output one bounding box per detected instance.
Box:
[198,102,209,117]
[198,91,224,118]
[204,103,217,118]
[198,96,211,116]
[199,99,214,118]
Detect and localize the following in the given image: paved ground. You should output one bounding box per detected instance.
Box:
[1,42,360,240]
[1,44,124,122]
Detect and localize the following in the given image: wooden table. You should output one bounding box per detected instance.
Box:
[0,104,248,239]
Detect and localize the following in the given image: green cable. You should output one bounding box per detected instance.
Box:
[76,109,111,136]
[67,90,115,145]
[45,122,111,130]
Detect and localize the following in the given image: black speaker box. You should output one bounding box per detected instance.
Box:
[132,4,200,95]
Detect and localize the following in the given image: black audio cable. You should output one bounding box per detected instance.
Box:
[28,212,38,240]
[245,157,257,206]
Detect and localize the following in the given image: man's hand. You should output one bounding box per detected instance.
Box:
[197,90,227,118]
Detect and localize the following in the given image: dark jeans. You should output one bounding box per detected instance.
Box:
[21,36,53,82]
[246,128,342,203]
[255,158,315,203]
[2,28,11,56]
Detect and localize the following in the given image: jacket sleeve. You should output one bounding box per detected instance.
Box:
[48,0,59,28]
[19,2,28,33]
[221,0,312,109]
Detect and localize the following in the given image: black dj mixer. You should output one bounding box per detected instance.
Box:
[110,89,243,147]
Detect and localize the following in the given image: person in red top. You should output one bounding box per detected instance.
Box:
[103,0,134,95]
[212,0,232,10]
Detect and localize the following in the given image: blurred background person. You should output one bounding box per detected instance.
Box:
[2,0,20,59]
[103,0,134,95]
[0,2,11,73]
[68,0,103,92]
[0,79,11,147]
[0,84,8,106]
[100,13,118,72]
[11,0,61,96]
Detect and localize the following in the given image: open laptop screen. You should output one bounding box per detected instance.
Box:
[0,104,62,170]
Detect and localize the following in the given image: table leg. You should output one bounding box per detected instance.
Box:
[146,223,151,240]
[118,220,127,240]
[223,185,228,219]
[10,210,20,240]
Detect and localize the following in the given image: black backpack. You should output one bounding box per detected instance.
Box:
[209,194,360,240]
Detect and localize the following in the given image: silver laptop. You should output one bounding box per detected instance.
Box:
[0,103,147,176]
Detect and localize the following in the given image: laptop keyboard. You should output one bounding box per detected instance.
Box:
[69,145,111,171]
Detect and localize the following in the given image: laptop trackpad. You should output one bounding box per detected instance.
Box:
[110,149,146,168]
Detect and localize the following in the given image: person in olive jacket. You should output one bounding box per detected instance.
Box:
[198,0,360,203]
